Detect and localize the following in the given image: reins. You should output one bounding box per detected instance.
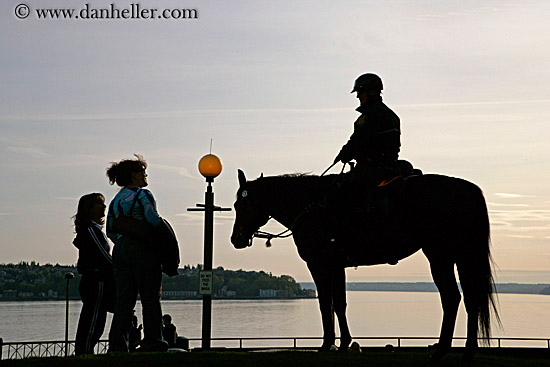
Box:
[321,161,349,177]
[252,227,293,247]
[251,162,349,247]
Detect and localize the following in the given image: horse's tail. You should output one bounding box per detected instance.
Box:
[465,187,501,343]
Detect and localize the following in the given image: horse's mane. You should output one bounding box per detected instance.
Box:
[275,172,316,178]
[243,172,336,204]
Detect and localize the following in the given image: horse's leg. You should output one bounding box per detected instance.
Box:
[307,261,335,351]
[457,264,481,363]
[429,260,461,362]
[332,265,352,352]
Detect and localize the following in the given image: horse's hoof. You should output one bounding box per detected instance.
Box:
[429,343,450,364]
[338,337,352,352]
[318,344,336,352]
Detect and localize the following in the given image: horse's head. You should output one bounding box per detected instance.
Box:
[231,169,271,249]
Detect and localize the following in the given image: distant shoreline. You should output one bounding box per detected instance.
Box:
[0,295,318,302]
[299,282,550,296]
[2,282,549,302]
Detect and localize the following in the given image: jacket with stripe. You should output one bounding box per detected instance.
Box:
[106,187,162,244]
[73,221,114,280]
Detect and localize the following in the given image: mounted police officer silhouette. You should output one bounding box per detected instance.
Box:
[335,73,403,184]
[231,73,499,362]
[320,73,420,266]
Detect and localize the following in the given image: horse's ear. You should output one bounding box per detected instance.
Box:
[238,169,247,187]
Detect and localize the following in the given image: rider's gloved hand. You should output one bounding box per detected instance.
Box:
[334,150,350,165]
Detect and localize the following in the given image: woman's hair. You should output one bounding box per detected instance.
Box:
[73,193,105,232]
[106,154,147,187]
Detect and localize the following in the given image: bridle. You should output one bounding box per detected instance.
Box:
[244,162,349,247]
[252,226,293,247]
[235,192,291,248]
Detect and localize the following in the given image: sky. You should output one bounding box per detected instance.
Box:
[1,0,549,284]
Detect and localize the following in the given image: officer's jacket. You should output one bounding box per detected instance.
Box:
[338,96,401,164]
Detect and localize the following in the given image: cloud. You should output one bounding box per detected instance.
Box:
[494,193,533,199]
[490,208,550,238]
[490,209,550,220]
[0,107,349,122]
[2,137,51,159]
[173,211,233,229]
[174,212,204,222]
[396,99,550,109]
[487,202,529,208]
[155,164,195,180]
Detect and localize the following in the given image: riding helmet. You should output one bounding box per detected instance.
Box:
[351,73,383,93]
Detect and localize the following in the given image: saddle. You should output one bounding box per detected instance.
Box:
[340,159,422,217]
[293,160,422,267]
[370,160,422,217]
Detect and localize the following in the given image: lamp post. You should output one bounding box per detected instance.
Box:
[187,154,231,350]
[64,272,74,357]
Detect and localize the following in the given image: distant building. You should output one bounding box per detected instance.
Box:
[259,289,277,298]
[278,290,289,298]
[216,286,237,298]
[3,290,17,298]
[162,290,197,299]
[226,290,236,298]
[259,289,290,298]
[47,289,58,298]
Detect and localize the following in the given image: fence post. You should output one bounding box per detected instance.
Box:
[0,337,3,360]
[64,272,74,357]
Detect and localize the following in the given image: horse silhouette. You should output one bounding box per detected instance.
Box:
[231,169,499,362]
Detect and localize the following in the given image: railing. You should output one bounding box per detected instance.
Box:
[183,336,550,350]
[2,336,550,360]
[0,339,108,360]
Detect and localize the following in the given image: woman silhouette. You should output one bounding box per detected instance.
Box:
[106,154,168,352]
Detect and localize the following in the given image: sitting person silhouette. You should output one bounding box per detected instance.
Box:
[334,73,401,189]
[162,314,189,350]
[129,311,143,352]
[331,73,402,215]
[162,314,177,347]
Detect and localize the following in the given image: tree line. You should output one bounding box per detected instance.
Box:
[0,262,307,300]
[164,265,306,297]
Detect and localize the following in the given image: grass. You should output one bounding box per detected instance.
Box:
[1,348,549,367]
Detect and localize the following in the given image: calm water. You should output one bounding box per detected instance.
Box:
[1,292,549,348]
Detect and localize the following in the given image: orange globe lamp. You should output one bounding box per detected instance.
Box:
[198,154,222,182]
